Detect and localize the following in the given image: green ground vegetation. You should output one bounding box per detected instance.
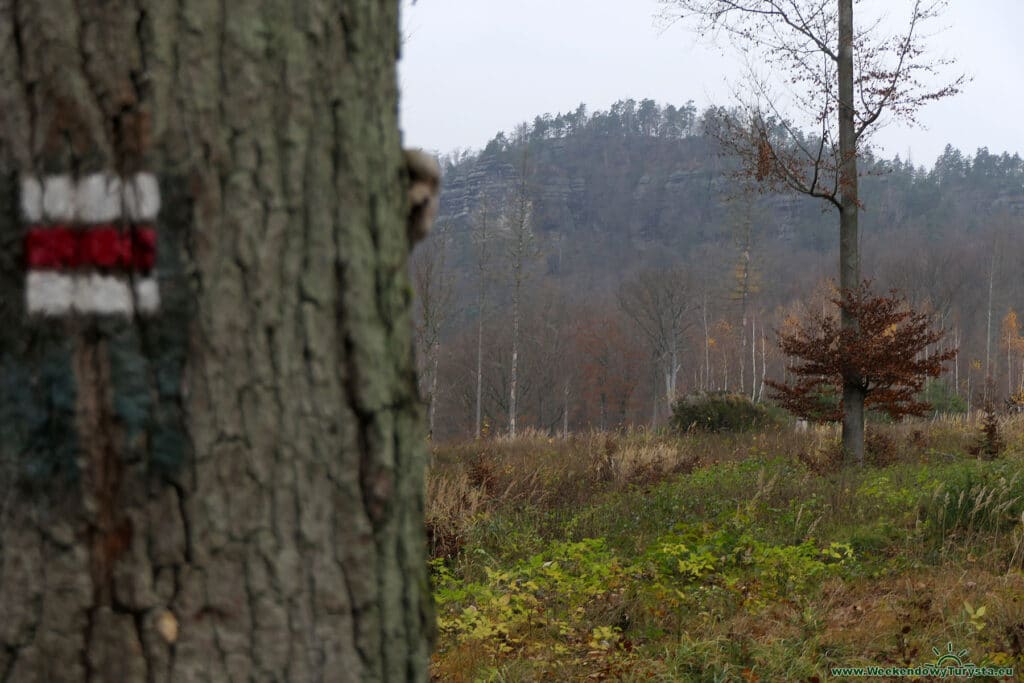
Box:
[428,417,1024,681]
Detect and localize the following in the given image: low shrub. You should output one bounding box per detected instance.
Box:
[670,392,778,433]
[865,430,899,468]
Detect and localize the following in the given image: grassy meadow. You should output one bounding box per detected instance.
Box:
[427,416,1024,681]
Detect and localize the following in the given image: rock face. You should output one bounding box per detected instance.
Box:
[432,122,1022,296]
[439,155,518,222]
[436,133,825,268]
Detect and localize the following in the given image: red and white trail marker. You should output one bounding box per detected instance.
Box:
[21,173,161,316]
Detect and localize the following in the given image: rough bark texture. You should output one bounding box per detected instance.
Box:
[0,2,431,681]
[837,0,865,465]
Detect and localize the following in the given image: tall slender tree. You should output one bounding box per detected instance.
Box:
[0,2,433,679]
[470,196,497,439]
[503,150,537,438]
[984,238,1000,400]
[414,221,455,439]
[1001,310,1022,396]
[661,0,964,463]
[728,197,759,395]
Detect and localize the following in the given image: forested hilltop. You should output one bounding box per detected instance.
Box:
[414,99,1024,441]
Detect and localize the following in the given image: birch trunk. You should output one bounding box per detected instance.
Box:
[509,294,519,438]
[750,314,757,402]
[758,327,767,403]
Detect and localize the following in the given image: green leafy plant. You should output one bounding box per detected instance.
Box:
[964,601,987,632]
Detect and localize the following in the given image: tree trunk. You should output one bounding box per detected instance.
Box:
[563,379,570,438]
[739,316,746,395]
[750,314,756,402]
[665,345,679,408]
[758,327,767,403]
[651,364,659,428]
[475,314,484,439]
[985,248,996,401]
[838,0,864,465]
[954,326,960,396]
[429,343,440,438]
[968,372,973,415]
[0,3,432,681]
[702,294,711,392]
[509,296,519,438]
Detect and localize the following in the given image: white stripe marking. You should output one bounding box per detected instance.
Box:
[25,271,74,315]
[42,175,75,222]
[73,273,134,315]
[123,173,160,221]
[76,173,123,223]
[20,177,42,222]
[134,276,161,314]
[26,272,162,316]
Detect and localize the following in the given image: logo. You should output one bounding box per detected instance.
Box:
[928,642,973,669]
[829,641,1014,679]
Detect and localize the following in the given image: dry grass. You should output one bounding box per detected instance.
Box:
[426,427,708,558]
[426,414,1024,559]
[425,470,487,559]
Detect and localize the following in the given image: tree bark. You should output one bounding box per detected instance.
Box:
[758,326,767,403]
[429,343,439,438]
[562,379,570,438]
[475,315,484,439]
[509,299,519,437]
[505,162,532,439]
[701,295,711,392]
[0,2,432,681]
[838,0,865,465]
[750,313,756,402]
[954,326,960,396]
[985,247,996,401]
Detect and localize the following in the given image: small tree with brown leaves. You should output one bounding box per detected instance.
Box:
[660,0,965,464]
[767,284,955,461]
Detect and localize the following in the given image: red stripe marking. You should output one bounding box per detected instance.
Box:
[24,225,156,271]
[25,225,78,268]
[131,227,156,271]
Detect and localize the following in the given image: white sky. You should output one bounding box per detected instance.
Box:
[398,0,1024,166]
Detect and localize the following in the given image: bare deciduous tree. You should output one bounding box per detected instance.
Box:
[503,151,539,437]
[619,268,696,419]
[728,197,760,395]
[414,221,455,438]
[470,196,497,439]
[660,0,964,464]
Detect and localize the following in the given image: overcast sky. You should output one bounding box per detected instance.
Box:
[398,0,1023,167]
